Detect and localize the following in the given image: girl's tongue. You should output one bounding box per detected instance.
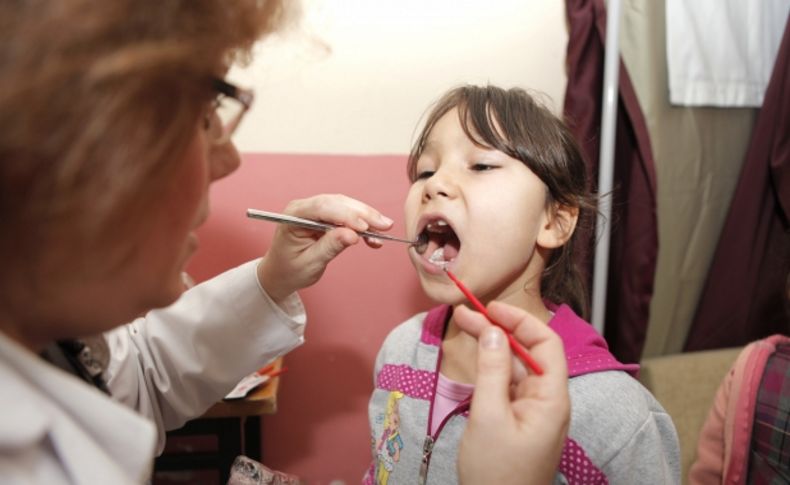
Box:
[417,218,461,265]
[427,241,460,265]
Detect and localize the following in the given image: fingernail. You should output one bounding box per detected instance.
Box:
[379,215,394,226]
[481,327,503,349]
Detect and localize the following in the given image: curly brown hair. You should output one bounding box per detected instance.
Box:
[0,0,288,279]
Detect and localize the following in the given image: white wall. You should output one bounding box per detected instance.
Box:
[230,0,569,154]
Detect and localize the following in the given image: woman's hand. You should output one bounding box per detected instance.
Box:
[256,194,394,303]
[455,302,570,485]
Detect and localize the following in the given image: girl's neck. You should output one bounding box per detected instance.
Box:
[440,296,552,384]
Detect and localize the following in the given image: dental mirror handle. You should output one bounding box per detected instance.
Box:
[246,208,419,245]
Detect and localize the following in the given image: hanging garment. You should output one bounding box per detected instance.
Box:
[563,0,659,363]
[666,0,790,107]
[685,17,790,351]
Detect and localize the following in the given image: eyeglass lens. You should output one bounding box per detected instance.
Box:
[215,96,244,137]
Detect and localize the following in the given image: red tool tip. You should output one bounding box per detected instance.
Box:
[444,268,544,376]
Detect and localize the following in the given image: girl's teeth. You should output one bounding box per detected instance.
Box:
[427,220,449,232]
[428,247,449,267]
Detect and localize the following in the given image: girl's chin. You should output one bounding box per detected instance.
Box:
[418,278,466,306]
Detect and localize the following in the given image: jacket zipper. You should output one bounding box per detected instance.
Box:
[418,435,435,483]
[417,343,471,485]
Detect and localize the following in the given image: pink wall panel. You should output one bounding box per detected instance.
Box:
[186,153,433,482]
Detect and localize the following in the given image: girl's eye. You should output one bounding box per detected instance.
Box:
[471,163,497,171]
[415,170,435,180]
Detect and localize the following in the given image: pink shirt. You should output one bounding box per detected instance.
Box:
[430,373,473,435]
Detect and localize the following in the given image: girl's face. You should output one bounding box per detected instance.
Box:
[404,108,557,308]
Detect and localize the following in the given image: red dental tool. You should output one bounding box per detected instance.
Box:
[443,267,544,375]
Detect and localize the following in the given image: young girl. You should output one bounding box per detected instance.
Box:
[365,85,680,484]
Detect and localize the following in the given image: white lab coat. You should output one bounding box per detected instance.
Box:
[0,260,306,484]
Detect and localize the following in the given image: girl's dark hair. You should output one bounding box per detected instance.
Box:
[408,85,594,318]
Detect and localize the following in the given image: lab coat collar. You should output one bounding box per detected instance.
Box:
[0,331,156,484]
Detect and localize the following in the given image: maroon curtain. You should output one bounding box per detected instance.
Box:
[685,17,790,351]
[563,0,658,363]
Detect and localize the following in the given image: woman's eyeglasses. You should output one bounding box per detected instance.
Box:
[205,77,254,145]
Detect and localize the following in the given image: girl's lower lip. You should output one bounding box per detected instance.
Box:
[413,249,454,275]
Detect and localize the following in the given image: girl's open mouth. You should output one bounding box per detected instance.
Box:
[415,217,461,268]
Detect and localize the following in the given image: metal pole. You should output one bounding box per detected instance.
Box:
[590,0,622,335]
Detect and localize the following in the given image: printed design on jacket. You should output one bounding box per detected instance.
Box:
[559,438,608,484]
[374,391,405,485]
[366,305,677,484]
[377,364,435,400]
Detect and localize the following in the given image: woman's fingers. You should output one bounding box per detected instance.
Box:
[486,302,568,394]
[257,194,396,302]
[284,194,394,234]
[467,326,513,421]
[458,301,570,485]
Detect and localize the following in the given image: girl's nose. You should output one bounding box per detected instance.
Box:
[209,139,242,181]
[422,168,457,201]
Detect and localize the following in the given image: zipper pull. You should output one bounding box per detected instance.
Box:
[418,436,435,485]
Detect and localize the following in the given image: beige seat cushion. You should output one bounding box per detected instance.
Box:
[638,347,743,484]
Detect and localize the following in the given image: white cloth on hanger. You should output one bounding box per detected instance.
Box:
[665,0,790,107]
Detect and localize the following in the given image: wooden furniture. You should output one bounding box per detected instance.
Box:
[153,358,282,484]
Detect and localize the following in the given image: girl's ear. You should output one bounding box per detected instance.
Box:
[537,203,579,249]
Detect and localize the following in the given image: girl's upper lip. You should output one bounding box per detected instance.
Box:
[415,212,457,236]
[413,212,462,262]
